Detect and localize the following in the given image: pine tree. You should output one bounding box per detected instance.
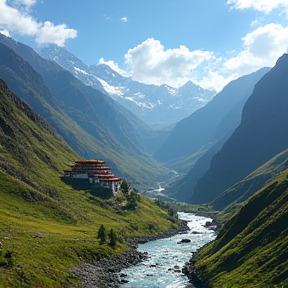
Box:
[97,224,106,244]
[108,229,117,248]
[120,179,129,194]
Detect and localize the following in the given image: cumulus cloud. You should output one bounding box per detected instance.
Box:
[227,0,288,14]
[98,58,130,77]
[120,17,128,22]
[0,0,77,46]
[105,25,288,92]
[123,38,214,87]
[36,21,77,46]
[193,70,237,92]
[223,23,288,74]
[193,23,288,92]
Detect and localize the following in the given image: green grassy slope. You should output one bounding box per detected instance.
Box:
[212,148,288,211]
[195,168,288,288]
[0,37,169,191]
[0,79,177,287]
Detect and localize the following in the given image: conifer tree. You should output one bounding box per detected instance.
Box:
[97,224,106,244]
[108,229,117,248]
[120,179,129,194]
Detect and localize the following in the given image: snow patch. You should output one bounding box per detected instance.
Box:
[134,92,145,99]
[126,97,155,109]
[74,67,88,75]
[192,97,206,103]
[97,78,124,97]
[166,86,178,95]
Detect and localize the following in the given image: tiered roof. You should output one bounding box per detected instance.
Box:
[64,159,120,182]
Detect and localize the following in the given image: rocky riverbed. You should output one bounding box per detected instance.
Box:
[71,221,189,288]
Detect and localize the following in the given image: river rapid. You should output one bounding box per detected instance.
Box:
[121,213,216,288]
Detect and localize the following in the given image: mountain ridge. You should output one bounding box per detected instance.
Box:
[153,67,270,164]
[0,35,170,189]
[192,53,288,204]
[37,44,215,128]
[0,77,178,287]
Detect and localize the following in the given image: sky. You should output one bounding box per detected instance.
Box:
[0,0,288,92]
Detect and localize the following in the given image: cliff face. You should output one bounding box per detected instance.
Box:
[192,54,288,204]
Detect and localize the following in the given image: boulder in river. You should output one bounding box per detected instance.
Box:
[177,238,191,244]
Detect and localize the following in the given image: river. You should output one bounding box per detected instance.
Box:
[121,213,216,288]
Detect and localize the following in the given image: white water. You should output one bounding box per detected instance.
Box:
[121,213,216,288]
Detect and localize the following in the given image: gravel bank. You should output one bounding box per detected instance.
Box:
[71,221,188,288]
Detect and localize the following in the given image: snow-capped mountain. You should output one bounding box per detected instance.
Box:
[37,45,215,128]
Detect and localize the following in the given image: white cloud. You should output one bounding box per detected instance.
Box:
[9,0,36,9]
[193,70,237,92]
[192,23,288,92]
[98,58,130,77]
[98,24,288,92]
[227,0,288,13]
[123,38,214,87]
[20,0,36,6]
[0,0,77,45]
[0,0,40,35]
[36,21,77,46]
[0,29,11,37]
[223,23,288,74]
[251,19,261,26]
[120,17,128,22]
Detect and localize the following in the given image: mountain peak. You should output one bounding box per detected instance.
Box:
[275,52,288,67]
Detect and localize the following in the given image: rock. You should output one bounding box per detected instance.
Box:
[174,269,181,273]
[70,220,190,287]
[178,238,191,244]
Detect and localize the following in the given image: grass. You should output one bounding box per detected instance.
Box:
[0,82,179,287]
[195,169,288,288]
[0,171,178,288]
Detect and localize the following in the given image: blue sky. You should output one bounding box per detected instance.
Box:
[0,0,288,91]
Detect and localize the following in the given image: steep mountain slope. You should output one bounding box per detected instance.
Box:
[195,168,288,287]
[192,54,288,204]
[166,135,230,202]
[211,148,288,211]
[154,67,270,163]
[0,35,169,189]
[37,44,215,128]
[0,78,178,287]
[0,78,77,195]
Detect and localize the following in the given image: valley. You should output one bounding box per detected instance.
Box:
[0,25,288,288]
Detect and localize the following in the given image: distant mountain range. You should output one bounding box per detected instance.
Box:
[0,34,171,189]
[154,67,270,164]
[37,44,215,128]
